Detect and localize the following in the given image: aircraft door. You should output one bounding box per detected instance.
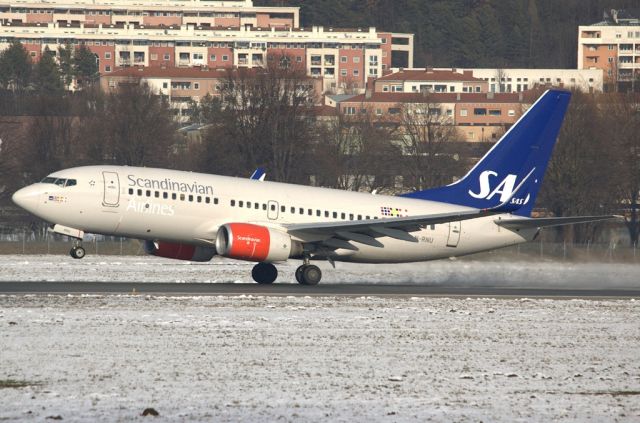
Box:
[102,171,120,207]
[446,221,461,247]
[267,200,279,220]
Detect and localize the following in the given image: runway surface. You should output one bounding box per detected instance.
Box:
[1,281,639,298]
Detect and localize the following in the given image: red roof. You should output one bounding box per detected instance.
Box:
[377,69,483,83]
[342,92,526,104]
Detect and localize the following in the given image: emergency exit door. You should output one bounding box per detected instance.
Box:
[446,221,461,247]
[102,171,120,207]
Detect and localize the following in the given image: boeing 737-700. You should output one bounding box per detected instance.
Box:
[12,89,614,285]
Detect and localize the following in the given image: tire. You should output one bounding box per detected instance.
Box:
[301,265,322,286]
[295,266,305,284]
[71,246,86,259]
[252,262,278,284]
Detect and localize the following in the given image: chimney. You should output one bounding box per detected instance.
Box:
[365,88,372,99]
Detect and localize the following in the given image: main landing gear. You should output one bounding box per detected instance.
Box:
[69,239,85,259]
[295,255,322,286]
[250,256,323,286]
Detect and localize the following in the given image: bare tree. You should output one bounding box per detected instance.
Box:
[201,53,317,183]
[398,94,461,191]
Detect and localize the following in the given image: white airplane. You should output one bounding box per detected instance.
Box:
[12,89,614,285]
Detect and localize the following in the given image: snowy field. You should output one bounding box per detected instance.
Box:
[0,254,639,288]
[1,294,639,422]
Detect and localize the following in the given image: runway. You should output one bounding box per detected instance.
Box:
[1,281,639,298]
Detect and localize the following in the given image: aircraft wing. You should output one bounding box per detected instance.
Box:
[284,207,502,248]
[495,215,620,230]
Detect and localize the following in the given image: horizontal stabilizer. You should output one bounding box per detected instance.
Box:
[495,215,620,230]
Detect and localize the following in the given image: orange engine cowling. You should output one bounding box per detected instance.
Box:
[144,240,216,262]
[215,223,296,263]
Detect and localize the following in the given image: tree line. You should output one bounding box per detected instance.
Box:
[257,0,639,69]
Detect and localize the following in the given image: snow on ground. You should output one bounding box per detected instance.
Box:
[0,294,639,422]
[0,254,639,287]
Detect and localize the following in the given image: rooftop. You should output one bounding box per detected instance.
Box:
[377,68,483,83]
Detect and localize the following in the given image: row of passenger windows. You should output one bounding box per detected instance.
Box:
[128,188,378,221]
[129,188,219,204]
[230,199,377,221]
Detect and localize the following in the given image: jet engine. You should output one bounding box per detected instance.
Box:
[143,240,216,262]
[215,223,300,262]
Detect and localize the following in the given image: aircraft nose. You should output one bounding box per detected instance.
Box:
[12,185,41,213]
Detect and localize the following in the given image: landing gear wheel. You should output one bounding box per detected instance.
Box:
[252,262,278,284]
[70,246,85,259]
[298,265,322,286]
[295,266,304,284]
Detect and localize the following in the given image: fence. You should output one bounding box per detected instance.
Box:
[0,230,637,263]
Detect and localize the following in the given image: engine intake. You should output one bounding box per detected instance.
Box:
[144,240,215,262]
[215,223,297,262]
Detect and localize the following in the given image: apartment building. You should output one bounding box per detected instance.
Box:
[578,9,640,88]
[336,92,527,142]
[101,65,324,120]
[374,68,488,94]
[0,0,414,93]
[381,68,603,94]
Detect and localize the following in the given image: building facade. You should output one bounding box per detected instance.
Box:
[0,0,414,93]
[578,10,640,89]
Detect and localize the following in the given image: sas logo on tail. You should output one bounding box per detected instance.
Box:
[468,171,531,205]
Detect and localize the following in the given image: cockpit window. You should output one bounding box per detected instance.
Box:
[40,176,76,187]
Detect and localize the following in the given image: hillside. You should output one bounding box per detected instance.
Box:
[255,0,639,68]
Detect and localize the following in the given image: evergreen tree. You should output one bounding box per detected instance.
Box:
[33,47,64,94]
[58,42,74,88]
[74,45,99,88]
[0,41,32,91]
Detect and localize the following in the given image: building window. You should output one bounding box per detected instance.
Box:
[341,56,347,63]
[376,108,382,116]
[222,55,229,61]
[163,54,170,60]
[508,110,516,117]
[474,108,487,115]
[105,52,111,59]
[344,106,356,115]
[381,37,387,44]
[210,54,216,61]
[340,69,347,76]
[105,65,111,72]
[460,109,468,117]
[353,70,359,76]
[353,56,360,63]
[194,82,200,89]
[150,53,157,61]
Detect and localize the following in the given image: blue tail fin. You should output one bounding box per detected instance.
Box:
[401,89,572,217]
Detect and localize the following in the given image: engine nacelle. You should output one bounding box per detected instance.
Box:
[215,223,297,263]
[143,240,216,262]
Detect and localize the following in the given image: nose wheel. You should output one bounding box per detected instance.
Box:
[70,245,86,259]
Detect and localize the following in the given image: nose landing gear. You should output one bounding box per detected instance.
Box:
[70,240,85,259]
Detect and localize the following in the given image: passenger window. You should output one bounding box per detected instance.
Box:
[137,189,142,196]
[214,198,219,205]
[65,179,77,187]
[247,201,251,208]
[197,196,202,203]
[239,201,244,207]
[129,188,134,195]
[316,210,321,217]
[189,195,194,202]
[172,193,177,200]
[205,197,210,204]
[291,207,296,213]
[146,190,151,197]
[180,194,185,201]
[333,212,337,218]
[357,215,362,220]
[349,214,354,220]
[366,216,370,220]
[430,224,435,230]
[155,191,160,198]
[325,211,329,218]
[308,209,312,216]
[299,208,304,214]
[262,204,267,210]
[271,204,276,211]
[231,200,235,206]
[163,192,168,199]
[281,206,285,213]
[341,213,346,219]
[254,203,259,210]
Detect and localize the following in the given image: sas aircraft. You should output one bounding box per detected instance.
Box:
[12,89,614,285]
